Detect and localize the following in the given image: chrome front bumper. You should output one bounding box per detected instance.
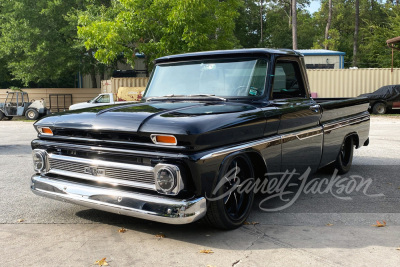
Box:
[31,175,207,224]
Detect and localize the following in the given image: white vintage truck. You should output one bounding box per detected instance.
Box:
[69,87,144,110]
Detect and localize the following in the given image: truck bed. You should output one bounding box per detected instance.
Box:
[316,97,370,123]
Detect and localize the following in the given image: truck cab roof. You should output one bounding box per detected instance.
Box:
[154,48,303,64]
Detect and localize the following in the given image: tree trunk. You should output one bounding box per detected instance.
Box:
[90,66,97,88]
[353,0,359,67]
[260,0,263,46]
[324,0,332,50]
[292,0,297,50]
[100,72,105,82]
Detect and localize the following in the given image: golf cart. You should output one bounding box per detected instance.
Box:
[0,91,48,120]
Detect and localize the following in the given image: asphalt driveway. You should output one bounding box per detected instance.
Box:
[0,116,399,266]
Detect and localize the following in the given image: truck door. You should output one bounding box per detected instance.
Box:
[271,58,323,173]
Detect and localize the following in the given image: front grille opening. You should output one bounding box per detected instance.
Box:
[53,129,150,144]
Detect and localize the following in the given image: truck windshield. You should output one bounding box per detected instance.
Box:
[144,58,268,98]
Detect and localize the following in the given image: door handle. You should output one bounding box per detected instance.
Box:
[309,104,320,113]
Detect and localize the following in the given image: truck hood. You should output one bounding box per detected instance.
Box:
[35,101,267,150]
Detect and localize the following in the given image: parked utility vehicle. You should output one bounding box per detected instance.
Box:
[0,91,47,120]
[30,49,370,229]
[69,87,144,110]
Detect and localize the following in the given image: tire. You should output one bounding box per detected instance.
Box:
[372,102,387,114]
[204,154,255,230]
[25,109,39,120]
[0,111,4,121]
[333,137,354,174]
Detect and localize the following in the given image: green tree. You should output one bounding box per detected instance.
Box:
[235,0,264,48]
[312,0,388,67]
[360,6,400,68]
[0,0,110,87]
[78,0,242,70]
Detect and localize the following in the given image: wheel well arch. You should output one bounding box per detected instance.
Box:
[345,132,360,148]
[218,149,267,181]
[246,151,268,180]
[372,100,387,105]
[372,101,388,110]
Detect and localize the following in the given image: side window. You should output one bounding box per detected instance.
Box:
[272,61,306,99]
[95,95,110,103]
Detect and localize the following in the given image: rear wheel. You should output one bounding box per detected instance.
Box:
[204,154,255,230]
[333,137,354,174]
[372,102,387,114]
[25,109,39,120]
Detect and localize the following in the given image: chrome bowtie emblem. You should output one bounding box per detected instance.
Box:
[84,166,105,176]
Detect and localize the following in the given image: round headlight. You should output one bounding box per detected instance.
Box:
[32,150,46,172]
[156,167,176,193]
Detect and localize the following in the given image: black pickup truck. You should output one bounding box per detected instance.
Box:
[30,49,370,229]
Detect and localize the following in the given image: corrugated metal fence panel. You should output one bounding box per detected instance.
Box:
[0,88,101,110]
[307,68,400,98]
[111,70,400,98]
[101,80,112,93]
[111,77,149,94]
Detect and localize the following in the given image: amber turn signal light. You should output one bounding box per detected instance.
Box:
[150,134,177,145]
[38,127,53,136]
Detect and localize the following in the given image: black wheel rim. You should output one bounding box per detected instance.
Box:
[222,156,253,221]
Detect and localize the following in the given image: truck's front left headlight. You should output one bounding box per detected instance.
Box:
[154,164,183,195]
[32,149,47,173]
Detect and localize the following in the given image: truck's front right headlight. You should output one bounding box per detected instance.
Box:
[154,164,183,195]
[32,149,47,173]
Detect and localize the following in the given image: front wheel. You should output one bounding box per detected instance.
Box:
[25,109,39,120]
[0,111,4,121]
[204,154,255,230]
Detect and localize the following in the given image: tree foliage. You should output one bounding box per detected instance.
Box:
[78,0,241,69]
[0,0,110,87]
[0,0,399,87]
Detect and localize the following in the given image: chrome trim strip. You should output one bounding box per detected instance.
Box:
[31,175,207,225]
[200,136,281,160]
[282,127,323,141]
[200,126,324,160]
[47,169,156,191]
[323,114,370,132]
[48,154,154,172]
[39,135,188,150]
[32,140,189,159]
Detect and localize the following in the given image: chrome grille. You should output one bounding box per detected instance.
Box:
[47,154,155,191]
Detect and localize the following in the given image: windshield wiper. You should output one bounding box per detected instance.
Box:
[146,94,226,102]
[189,94,226,101]
[146,94,185,101]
